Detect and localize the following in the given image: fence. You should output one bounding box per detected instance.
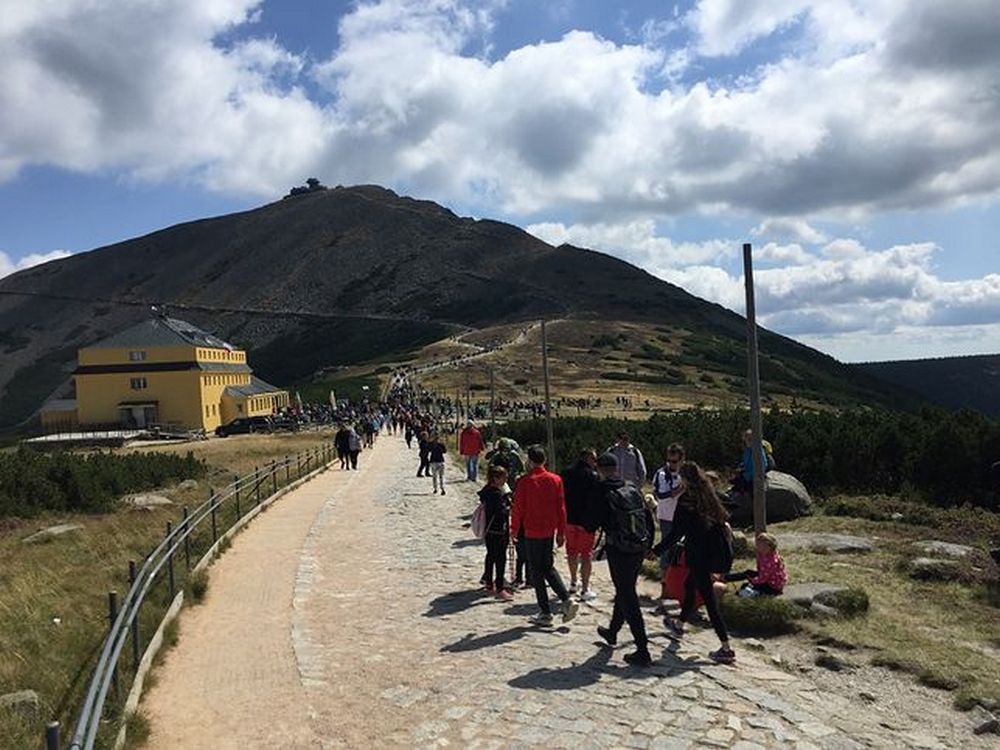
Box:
[44,444,335,750]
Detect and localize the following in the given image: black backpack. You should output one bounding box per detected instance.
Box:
[606,484,651,554]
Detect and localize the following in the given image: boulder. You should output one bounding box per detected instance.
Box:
[775,532,875,554]
[912,540,975,559]
[177,479,200,491]
[728,471,812,523]
[124,493,174,509]
[0,689,40,719]
[783,583,849,608]
[908,557,962,581]
[22,524,83,544]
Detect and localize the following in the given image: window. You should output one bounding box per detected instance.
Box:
[128,350,146,362]
[205,405,210,417]
[129,377,147,390]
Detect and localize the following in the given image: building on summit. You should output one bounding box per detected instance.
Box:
[42,315,288,432]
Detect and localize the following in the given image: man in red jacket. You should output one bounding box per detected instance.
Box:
[459,420,486,482]
[510,445,580,626]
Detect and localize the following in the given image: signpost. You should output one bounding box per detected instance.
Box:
[743,243,767,532]
[541,320,555,468]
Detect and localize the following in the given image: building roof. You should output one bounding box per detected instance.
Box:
[224,376,286,399]
[88,316,238,351]
[41,399,78,412]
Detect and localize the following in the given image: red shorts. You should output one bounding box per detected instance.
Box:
[565,524,596,559]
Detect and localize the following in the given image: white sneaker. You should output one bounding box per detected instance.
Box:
[561,599,580,623]
[581,589,597,601]
[529,612,554,626]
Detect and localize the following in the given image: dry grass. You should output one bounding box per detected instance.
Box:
[0,432,331,749]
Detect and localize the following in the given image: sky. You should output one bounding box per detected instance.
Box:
[1,0,998,363]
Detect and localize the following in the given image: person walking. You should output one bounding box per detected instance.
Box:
[428,432,447,495]
[334,423,351,470]
[606,431,648,488]
[459,420,487,482]
[478,465,513,600]
[652,443,685,609]
[417,431,431,477]
[510,445,579,626]
[659,461,736,664]
[592,451,654,666]
[561,448,600,600]
[347,425,362,470]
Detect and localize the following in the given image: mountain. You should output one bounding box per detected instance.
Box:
[858,354,1000,416]
[0,184,915,428]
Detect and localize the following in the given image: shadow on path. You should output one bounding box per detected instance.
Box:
[507,648,613,691]
[440,626,531,653]
[451,538,481,549]
[424,589,493,617]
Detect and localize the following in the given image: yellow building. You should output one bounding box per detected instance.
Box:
[62,316,288,432]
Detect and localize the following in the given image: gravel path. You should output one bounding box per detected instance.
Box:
[142,436,986,749]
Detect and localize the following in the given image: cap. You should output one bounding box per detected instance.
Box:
[597,452,618,468]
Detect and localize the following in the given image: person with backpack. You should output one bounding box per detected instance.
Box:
[416,431,431,477]
[652,443,685,609]
[659,461,736,665]
[606,431,648,488]
[561,448,601,600]
[509,445,579,626]
[428,432,447,495]
[334,423,351,469]
[593,452,654,667]
[489,439,528,586]
[346,424,362,470]
[477,465,513,601]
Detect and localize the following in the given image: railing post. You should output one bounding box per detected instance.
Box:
[297,453,302,477]
[235,482,241,519]
[129,561,140,670]
[285,455,291,484]
[255,466,261,505]
[210,487,217,543]
[182,506,191,571]
[45,721,59,750]
[108,591,119,698]
[271,460,277,495]
[166,522,175,598]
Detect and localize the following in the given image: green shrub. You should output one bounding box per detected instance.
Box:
[720,594,802,636]
[186,570,209,604]
[815,587,870,618]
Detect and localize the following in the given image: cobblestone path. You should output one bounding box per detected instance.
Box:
[143,436,977,749]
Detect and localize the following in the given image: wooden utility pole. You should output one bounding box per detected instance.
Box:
[541,319,556,468]
[489,367,496,443]
[743,243,767,532]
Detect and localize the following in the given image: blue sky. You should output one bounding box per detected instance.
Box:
[1,0,998,362]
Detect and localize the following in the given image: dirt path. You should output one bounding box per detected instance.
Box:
[142,436,989,749]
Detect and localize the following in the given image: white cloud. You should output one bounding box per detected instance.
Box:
[0,249,71,279]
[752,217,827,245]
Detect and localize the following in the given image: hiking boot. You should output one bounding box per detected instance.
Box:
[441,489,446,496]
[709,647,736,665]
[529,612,554,626]
[561,599,580,623]
[624,649,653,667]
[496,589,514,602]
[512,578,524,588]
[568,581,579,594]
[482,583,495,594]
[596,626,617,647]
[664,616,685,639]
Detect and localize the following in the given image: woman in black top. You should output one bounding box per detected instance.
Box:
[416,431,431,477]
[478,465,512,599]
[659,461,735,664]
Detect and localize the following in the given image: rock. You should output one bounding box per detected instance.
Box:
[811,602,839,618]
[177,479,199,491]
[890,512,905,521]
[744,638,766,651]
[124,493,174,509]
[728,471,812,523]
[971,707,999,736]
[774,532,875,554]
[815,653,849,672]
[0,689,40,719]
[912,540,975,559]
[22,523,83,544]
[909,557,962,581]
[859,691,877,703]
[783,583,849,607]
[770,654,784,666]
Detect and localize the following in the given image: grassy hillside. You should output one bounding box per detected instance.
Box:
[858,354,1000,416]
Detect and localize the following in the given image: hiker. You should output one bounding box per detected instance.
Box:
[428,432,447,495]
[561,447,601,600]
[509,445,579,626]
[725,532,788,598]
[732,429,769,495]
[459,420,486,482]
[404,422,414,449]
[659,461,736,664]
[334,423,351,469]
[652,443,685,609]
[347,425,362,470]
[417,431,431,477]
[593,452,655,666]
[489,439,528,586]
[606,431,648,488]
[478,465,513,601]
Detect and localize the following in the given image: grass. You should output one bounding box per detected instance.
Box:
[0,433,332,749]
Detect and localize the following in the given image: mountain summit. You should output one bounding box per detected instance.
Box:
[0,185,906,427]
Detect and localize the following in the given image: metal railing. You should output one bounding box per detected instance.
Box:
[46,444,334,750]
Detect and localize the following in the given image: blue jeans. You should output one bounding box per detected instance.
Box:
[465,455,479,481]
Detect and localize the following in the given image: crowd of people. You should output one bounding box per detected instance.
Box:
[328,378,787,669]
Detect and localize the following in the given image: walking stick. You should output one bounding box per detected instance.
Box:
[507,537,517,592]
